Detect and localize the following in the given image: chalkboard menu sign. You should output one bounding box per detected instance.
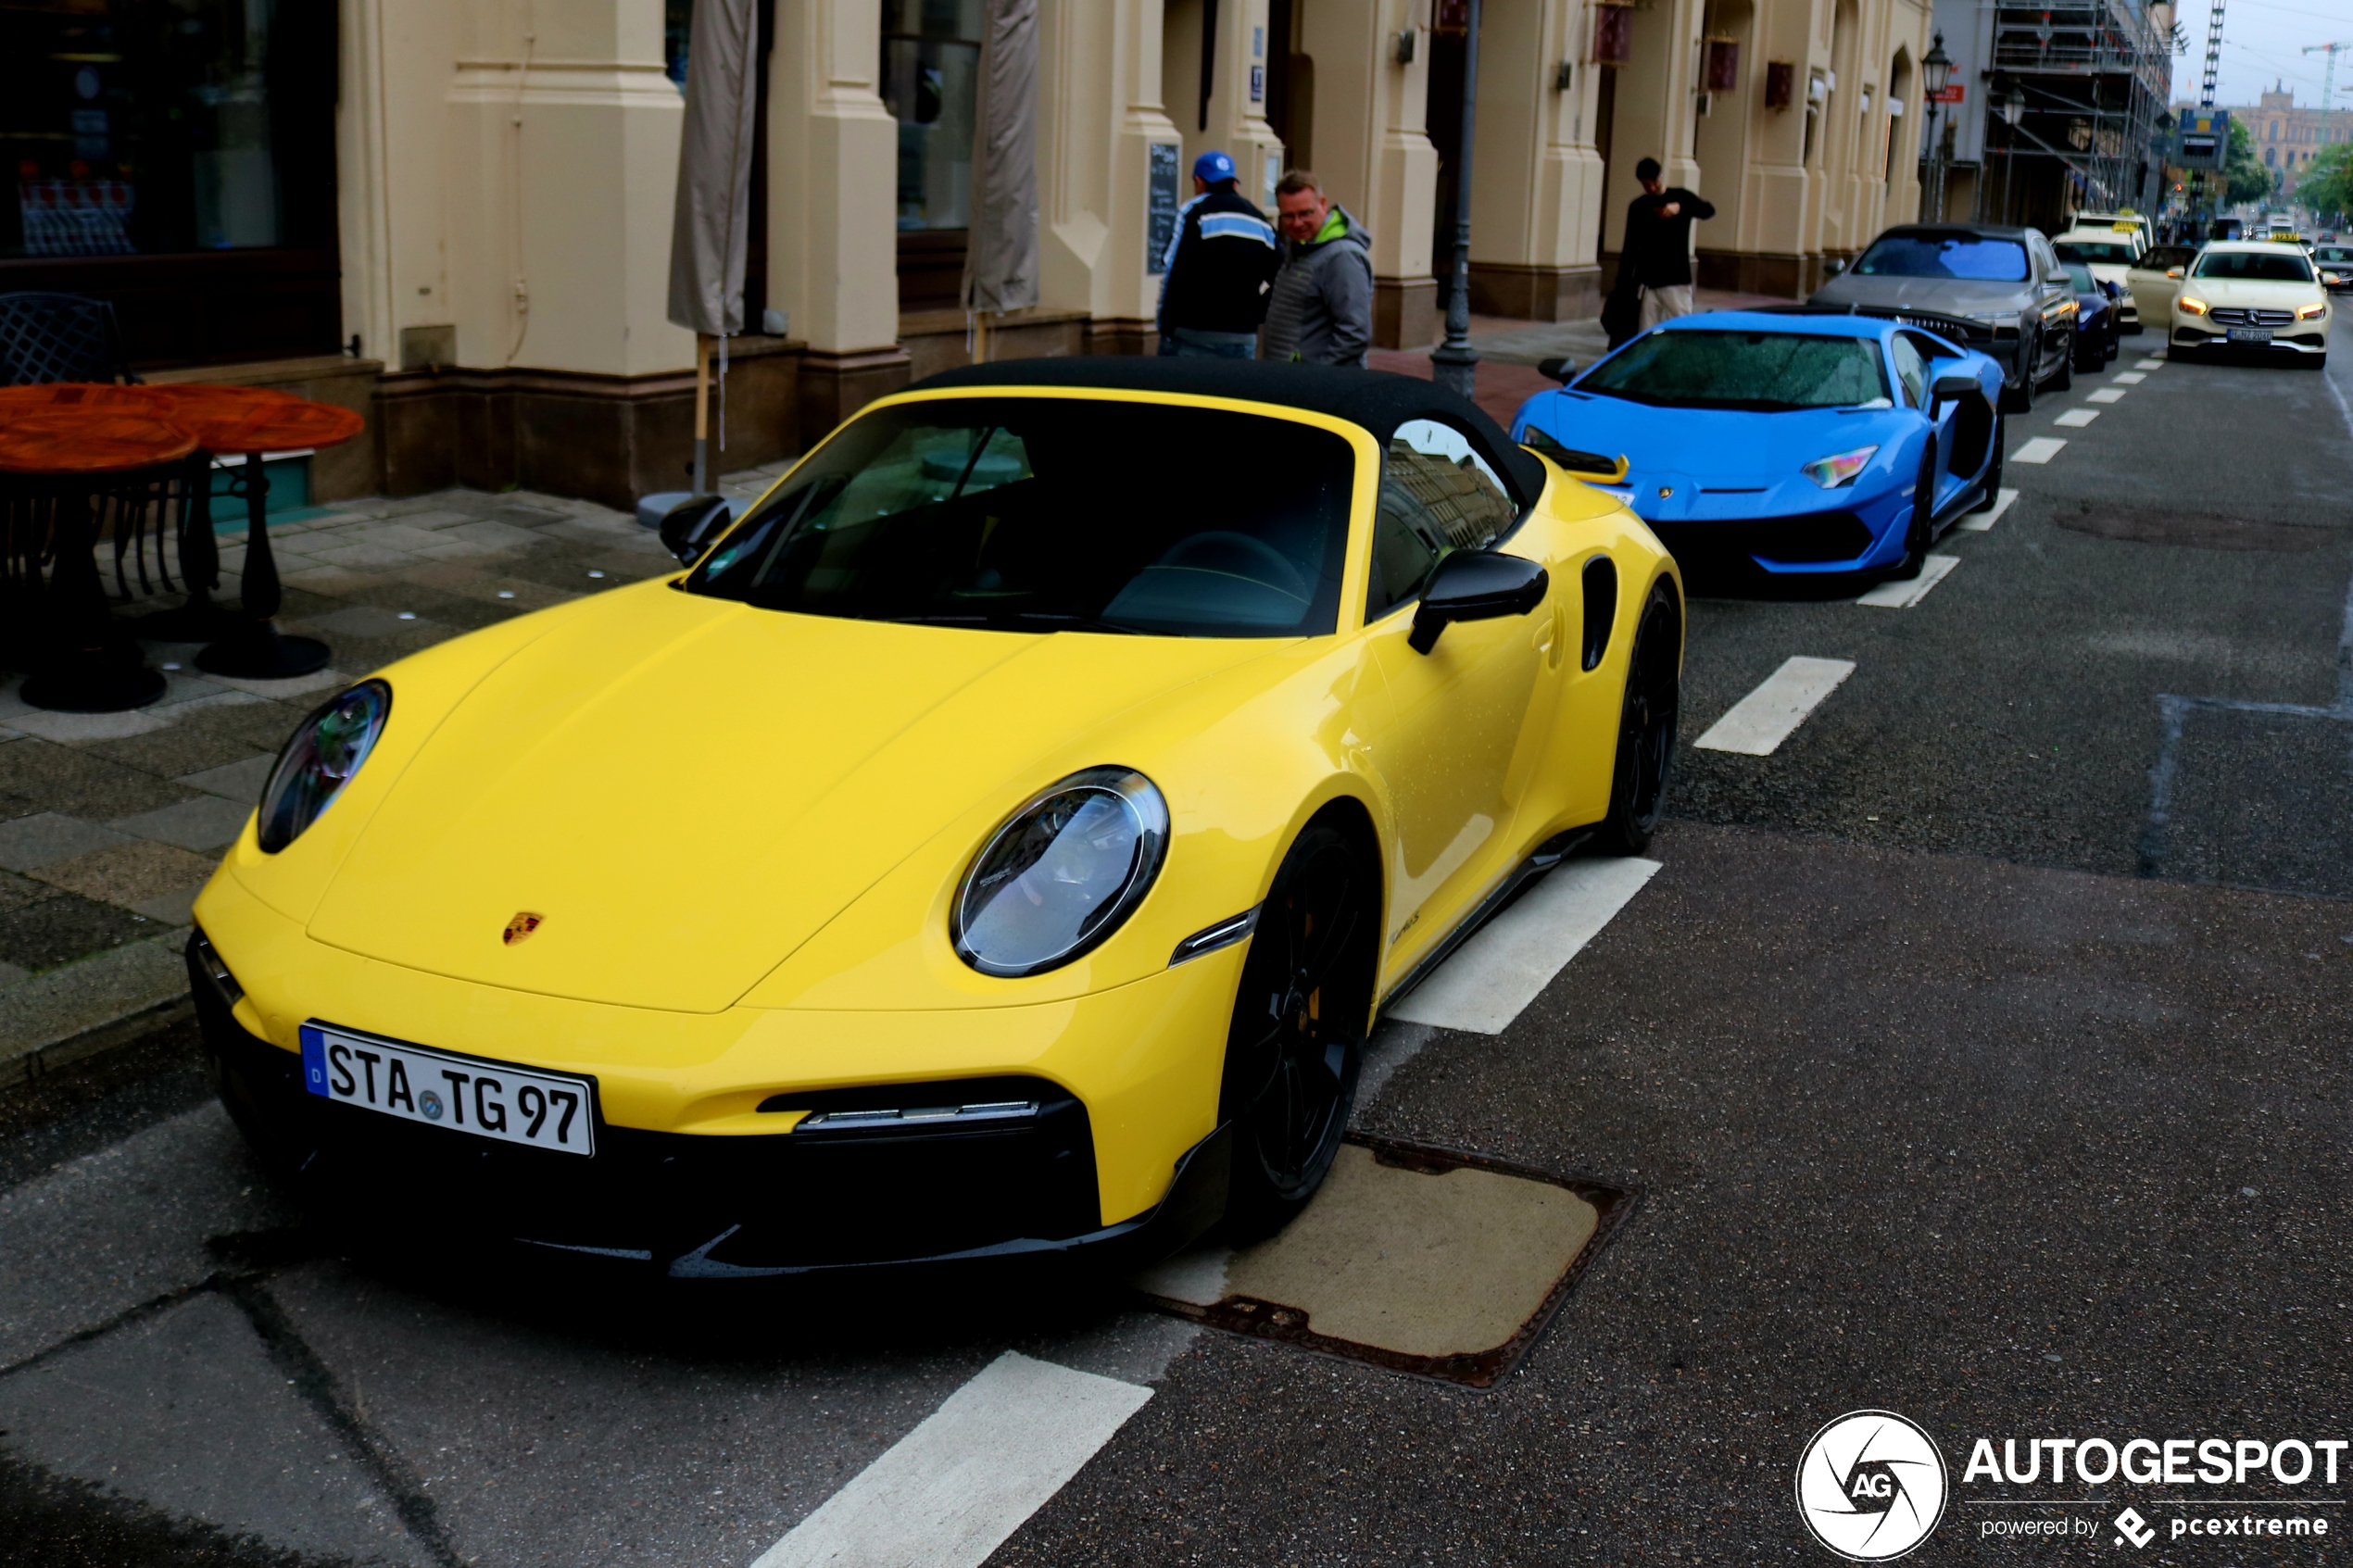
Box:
[1147,142,1180,274]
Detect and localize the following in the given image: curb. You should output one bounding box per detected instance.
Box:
[0,934,198,1091]
[0,991,196,1088]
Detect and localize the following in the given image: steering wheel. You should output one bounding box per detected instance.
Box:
[1151,532,1310,599]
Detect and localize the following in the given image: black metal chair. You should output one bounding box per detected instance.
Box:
[0,292,138,386]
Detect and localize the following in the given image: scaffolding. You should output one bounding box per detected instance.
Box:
[1978,0,2172,225]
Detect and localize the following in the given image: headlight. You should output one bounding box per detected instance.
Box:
[2177,296,2208,316]
[2297,301,2329,320]
[952,767,1169,977]
[257,681,392,853]
[1800,445,1879,489]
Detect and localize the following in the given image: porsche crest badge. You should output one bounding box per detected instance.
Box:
[503,912,543,946]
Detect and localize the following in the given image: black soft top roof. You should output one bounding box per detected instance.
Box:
[906,356,1546,505]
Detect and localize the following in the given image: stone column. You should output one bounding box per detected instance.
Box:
[769,0,908,450]
[1298,0,1440,347]
[1467,0,1604,320]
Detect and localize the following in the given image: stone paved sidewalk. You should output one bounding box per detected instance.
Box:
[0,467,790,1076]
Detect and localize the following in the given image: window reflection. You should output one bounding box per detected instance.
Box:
[880,0,983,232]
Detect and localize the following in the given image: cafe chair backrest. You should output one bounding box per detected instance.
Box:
[0,292,139,387]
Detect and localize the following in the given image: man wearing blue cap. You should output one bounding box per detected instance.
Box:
[1155,150,1281,358]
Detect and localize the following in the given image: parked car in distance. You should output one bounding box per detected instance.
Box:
[2314,243,2353,294]
[1811,223,2077,410]
[2060,261,2120,368]
[2072,211,2154,255]
[2170,242,2332,367]
[2055,232,2144,332]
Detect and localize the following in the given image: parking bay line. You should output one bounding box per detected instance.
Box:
[2012,436,2068,464]
[1957,486,2019,532]
[2053,408,2101,428]
[749,1351,1151,1568]
[2133,358,2165,370]
[1387,857,1661,1034]
[1692,656,1856,757]
[1856,554,1959,608]
[2112,370,2147,383]
[2087,388,2128,404]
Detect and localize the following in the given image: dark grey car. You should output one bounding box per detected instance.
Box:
[1810,224,2079,410]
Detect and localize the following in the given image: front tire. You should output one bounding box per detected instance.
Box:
[1218,822,1374,1240]
[2049,340,2074,392]
[1894,441,1936,578]
[1969,409,2007,511]
[1592,581,1680,856]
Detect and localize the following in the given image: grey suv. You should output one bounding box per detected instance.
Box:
[1810,223,2079,410]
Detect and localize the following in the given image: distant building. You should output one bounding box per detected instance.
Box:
[2226,85,2352,187]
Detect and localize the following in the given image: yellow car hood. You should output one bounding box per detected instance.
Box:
[306,585,1277,1013]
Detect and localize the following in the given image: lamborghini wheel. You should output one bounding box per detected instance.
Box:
[1894,443,1936,579]
[1592,581,1680,856]
[1969,411,2006,512]
[1219,821,1373,1240]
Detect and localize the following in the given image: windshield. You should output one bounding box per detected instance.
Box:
[686,398,1355,637]
[1852,234,2030,282]
[2194,250,2315,282]
[2060,262,2098,292]
[2057,240,2135,264]
[1577,331,1888,411]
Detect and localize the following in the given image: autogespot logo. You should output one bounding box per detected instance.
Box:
[1796,1411,1950,1561]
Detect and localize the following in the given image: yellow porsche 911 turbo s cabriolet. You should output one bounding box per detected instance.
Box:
[186,358,1681,1277]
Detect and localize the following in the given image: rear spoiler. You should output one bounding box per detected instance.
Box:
[1521,426,1630,484]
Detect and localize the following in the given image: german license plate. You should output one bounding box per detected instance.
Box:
[298,1022,598,1156]
[2226,327,2272,344]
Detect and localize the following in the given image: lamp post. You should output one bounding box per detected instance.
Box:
[1998,87,2024,225]
[1429,0,1483,400]
[1921,31,1952,221]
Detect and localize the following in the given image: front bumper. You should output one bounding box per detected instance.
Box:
[2171,324,2329,354]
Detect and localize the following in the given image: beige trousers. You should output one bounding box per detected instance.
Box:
[1639,284,1696,330]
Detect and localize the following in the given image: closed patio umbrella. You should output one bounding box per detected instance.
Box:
[961,0,1039,361]
[666,0,760,495]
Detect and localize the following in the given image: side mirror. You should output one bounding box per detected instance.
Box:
[1409,552,1549,655]
[1824,257,1846,277]
[659,495,734,566]
[1929,374,1978,406]
[1536,356,1578,384]
[2166,266,2184,279]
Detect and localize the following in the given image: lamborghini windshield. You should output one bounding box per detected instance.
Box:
[1577,331,1889,411]
[686,398,1354,637]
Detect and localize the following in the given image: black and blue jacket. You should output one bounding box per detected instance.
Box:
[1156,185,1281,336]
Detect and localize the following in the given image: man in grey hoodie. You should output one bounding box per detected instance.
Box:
[1261,170,1374,369]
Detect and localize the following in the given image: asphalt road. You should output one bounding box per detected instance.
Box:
[4,341,2350,1566]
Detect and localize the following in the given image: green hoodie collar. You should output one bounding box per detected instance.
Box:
[1311,207,1350,245]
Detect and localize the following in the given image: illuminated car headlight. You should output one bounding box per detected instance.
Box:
[952,767,1169,977]
[2297,301,2329,320]
[1801,445,1879,489]
[257,681,392,853]
[2177,296,2208,316]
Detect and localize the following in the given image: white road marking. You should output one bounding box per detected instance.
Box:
[2112,370,2147,383]
[2013,436,2069,463]
[1957,487,2020,533]
[1388,858,1661,1035]
[2054,408,2101,428]
[2133,358,2165,370]
[749,1352,1151,1568]
[1856,554,1959,608]
[1692,656,1856,757]
[2087,388,2127,404]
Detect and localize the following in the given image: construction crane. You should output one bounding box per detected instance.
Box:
[2201,0,2226,108]
[2306,42,2351,151]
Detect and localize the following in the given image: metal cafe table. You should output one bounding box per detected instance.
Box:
[0,383,363,710]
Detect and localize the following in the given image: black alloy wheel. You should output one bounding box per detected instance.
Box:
[1894,441,1937,579]
[2049,333,2074,391]
[1593,580,1681,856]
[1969,410,2007,512]
[2004,356,2036,414]
[1219,822,1374,1240]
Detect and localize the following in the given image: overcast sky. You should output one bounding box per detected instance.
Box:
[2171,0,2353,112]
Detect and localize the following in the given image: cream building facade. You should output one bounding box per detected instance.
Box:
[28,0,1931,508]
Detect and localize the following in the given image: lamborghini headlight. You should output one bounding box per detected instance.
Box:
[952,767,1169,977]
[257,681,392,853]
[1801,445,1879,489]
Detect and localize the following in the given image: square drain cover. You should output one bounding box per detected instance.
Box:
[1133,1135,1634,1386]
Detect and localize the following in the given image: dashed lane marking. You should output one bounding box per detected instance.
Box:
[1856,554,1959,608]
[1957,487,2019,532]
[1389,857,1662,1035]
[2014,436,2069,463]
[2133,358,2165,370]
[2112,370,2147,383]
[1692,656,1857,757]
[2088,388,2128,404]
[2054,408,2101,428]
[750,1352,1151,1568]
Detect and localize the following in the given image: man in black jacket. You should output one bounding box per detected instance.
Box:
[1620,157,1717,332]
[1155,150,1281,358]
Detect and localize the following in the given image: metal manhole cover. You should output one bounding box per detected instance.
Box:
[1131,1134,1635,1387]
[2055,504,2334,552]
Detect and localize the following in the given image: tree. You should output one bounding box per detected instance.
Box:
[2300,144,2352,226]
[2225,118,2272,206]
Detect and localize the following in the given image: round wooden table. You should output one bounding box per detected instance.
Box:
[142,385,364,678]
[0,408,196,711]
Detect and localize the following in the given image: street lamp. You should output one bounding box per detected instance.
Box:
[1921,31,1952,222]
[1429,0,1483,400]
[1998,87,2024,225]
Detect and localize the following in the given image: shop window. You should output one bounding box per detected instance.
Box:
[882,0,984,309]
